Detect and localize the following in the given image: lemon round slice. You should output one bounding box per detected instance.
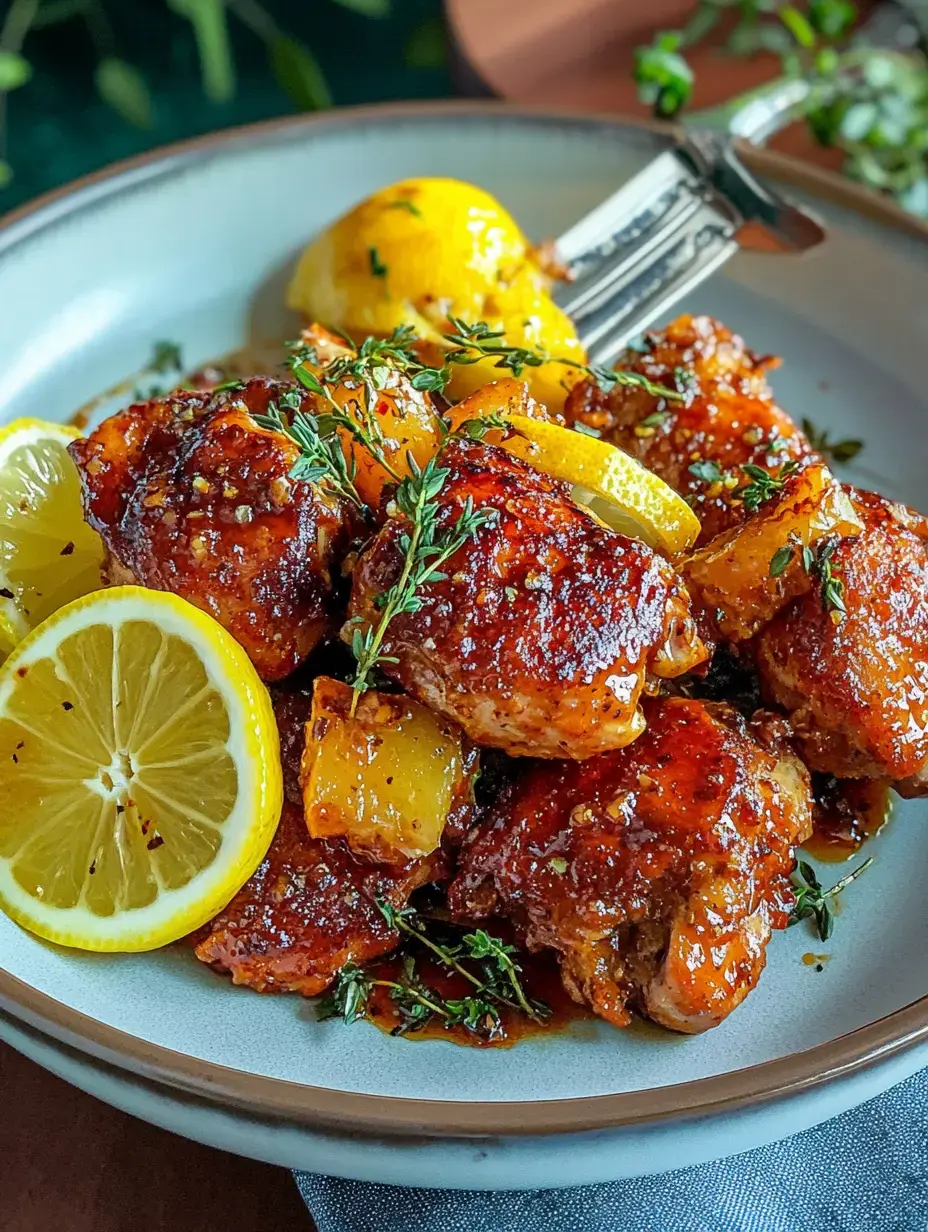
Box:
[0,586,283,951]
[498,414,701,554]
[0,418,106,651]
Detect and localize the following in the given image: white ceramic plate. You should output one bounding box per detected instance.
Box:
[1,102,927,1165]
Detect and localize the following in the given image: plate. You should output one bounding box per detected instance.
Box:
[3,1005,927,1189]
[1,101,927,1150]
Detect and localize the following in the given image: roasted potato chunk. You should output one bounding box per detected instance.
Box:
[682,464,863,642]
[300,676,471,861]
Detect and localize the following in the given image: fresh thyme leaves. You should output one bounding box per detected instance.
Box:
[213,379,245,393]
[347,456,494,708]
[377,900,549,1025]
[253,394,365,511]
[386,199,422,217]
[368,246,389,280]
[810,535,847,615]
[642,410,672,428]
[441,318,682,402]
[801,417,864,464]
[739,460,801,514]
[688,459,723,483]
[788,857,873,941]
[446,409,514,442]
[767,534,847,615]
[316,906,543,1041]
[150,340,183,373]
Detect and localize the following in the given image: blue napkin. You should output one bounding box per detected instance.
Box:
[295,1064,928,1232]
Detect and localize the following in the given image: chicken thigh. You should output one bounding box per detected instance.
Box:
[347,438,707,759]
[195,691,446,995]
[69,379,357,681]
[564,315,818,543]
[756,489,928,789]
[448,697,812,1033]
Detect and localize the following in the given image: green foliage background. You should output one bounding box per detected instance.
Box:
[0,0,448,210]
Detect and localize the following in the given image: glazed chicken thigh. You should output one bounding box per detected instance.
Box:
[195,692,446,994]
[757,490,928,790]
[564,315,818,544]
[347,438,707,759]
[449,697,812,1034]
[69,378,357,681]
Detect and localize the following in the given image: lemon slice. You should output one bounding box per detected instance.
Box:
[0,586,283,951]
[0,419,106,652]
[497,414,700,555]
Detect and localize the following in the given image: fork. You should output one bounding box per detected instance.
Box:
[553,0,918,366]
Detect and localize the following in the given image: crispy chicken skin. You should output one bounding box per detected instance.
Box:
[564,315,818,544]
[347,438,707,759]
[448,697,812,1034]
[756,490,928,789]
[69,379,356,681]
[195,691,445,995]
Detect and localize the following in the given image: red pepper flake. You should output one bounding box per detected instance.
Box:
[11,753,17,764]
[88,860,97,875]
[147,834,165,851]
[60,542,75,556]
[16,667,27,678]
[62,700,74,711]
[140,819,150,834]
[15,741,24,749]
[0,587,13,599]
[116,804,125,815]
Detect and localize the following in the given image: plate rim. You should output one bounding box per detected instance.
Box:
[1,98,927,1140]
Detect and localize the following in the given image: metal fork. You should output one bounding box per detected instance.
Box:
[553,0,919,366]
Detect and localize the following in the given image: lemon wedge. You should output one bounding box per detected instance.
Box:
[497,415,701,555]
[0,418,106,652]
[0,586,282,951]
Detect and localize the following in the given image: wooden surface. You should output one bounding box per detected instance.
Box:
[446,0,863,173]
[0,1040,314,1232]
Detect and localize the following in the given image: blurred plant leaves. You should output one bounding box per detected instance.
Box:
[0,51,32,91]
[270,34,332,110]
[94,57,154,128]
[330,0,391,15]
[0,160,13,189]
[405,16,446,69]
[168,0,236,103]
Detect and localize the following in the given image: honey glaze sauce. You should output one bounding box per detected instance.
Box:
[360,922,592,1048]
[803,774,892,862]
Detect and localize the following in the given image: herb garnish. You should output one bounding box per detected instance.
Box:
[253,391,366,511]
[788,857,872,941]
[688,459,723,483]
[346,456,494,709]
[801,417,864,465]
[368,246,389,280]
[441,318,682,402]
[316,901,547,1039]
[738,460,801,514]
[768,532,848,615]
[150,339,183,374]
[387,199,422,217]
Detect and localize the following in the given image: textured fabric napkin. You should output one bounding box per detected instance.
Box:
[295,1064,928,1232]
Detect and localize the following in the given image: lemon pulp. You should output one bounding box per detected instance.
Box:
[0,419,105,647]
[0,587,282,951]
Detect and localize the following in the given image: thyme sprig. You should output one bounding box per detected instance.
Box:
[788,857,873,941]
[441,317,683,402]
[346,456,495,709]
[738,460,801,514]
[253,390,365,511]
[378,901,549,1024]
[316,904,547,1039]
[768,533,848,615]
[801,416,864,465]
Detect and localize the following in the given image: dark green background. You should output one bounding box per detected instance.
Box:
[1,0,450,211]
